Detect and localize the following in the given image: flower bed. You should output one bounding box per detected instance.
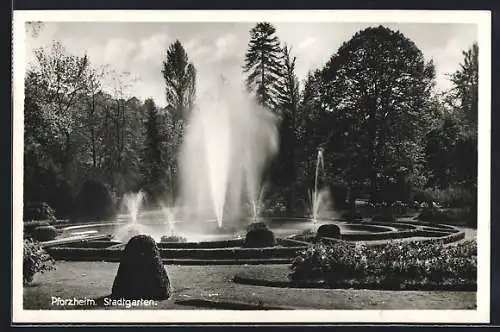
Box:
[290,240,476,289]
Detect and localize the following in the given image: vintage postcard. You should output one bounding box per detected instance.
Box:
[12,9,491,324]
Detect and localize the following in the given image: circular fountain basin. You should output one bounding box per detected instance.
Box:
[43,215,465,264]
[55,216,402,245]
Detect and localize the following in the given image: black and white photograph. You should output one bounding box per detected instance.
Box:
[12,10,491,324]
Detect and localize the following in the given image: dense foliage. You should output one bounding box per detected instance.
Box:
[290,240,477,288]
[23,238,56,285]
[74,180,116,219]
[244,227,277,248]
[160,40,197,197]
[316,224,341,239]
[31,225,58,242]
[243,22,283,111]
[23,202,56,222]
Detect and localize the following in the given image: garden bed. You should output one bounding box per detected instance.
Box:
[233,265,476,291]
[286,240,476,291]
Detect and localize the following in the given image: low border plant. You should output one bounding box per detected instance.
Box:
[290,240,477,288]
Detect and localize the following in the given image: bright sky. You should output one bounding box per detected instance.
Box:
[25,22,478,108]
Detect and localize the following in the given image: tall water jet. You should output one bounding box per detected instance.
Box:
[309,148,334,231]
[160,204,177,234]
[179,76,278,230]
[123,191,145,224]
[313,148,325,221]
[250,183,267,222]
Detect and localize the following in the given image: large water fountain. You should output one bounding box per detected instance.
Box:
[179,75,279,230]
[104,76,280,243]
[47,75,467,254]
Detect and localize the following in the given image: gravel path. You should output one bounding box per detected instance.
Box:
[24,261,476,311]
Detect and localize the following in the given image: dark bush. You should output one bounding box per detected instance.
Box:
[23,202,56,222]
[341,211,363,221]
[48,180,75,218]
[23,238,55,285]
[417,209,453,222]
[111,235,171,300]
[246,222,268,232]
[330,183,348,209]
[413,188,434,204]
[316,224,341,239]
[372,214,396,222]
[160,235,187,243]
[75,180,116,220]
[31,226,58,241]
[244,228,277,248]
[24,220,50,237]
[432,187,474,208]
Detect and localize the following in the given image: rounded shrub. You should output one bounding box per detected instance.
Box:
[244,228,276,248]
[23,202,56,222]
[112,235,171,300]
[23,238,55,285]
[75,180,116,220]
[316,224,341,239]
[372,214,396,222]
[31,226,58,242]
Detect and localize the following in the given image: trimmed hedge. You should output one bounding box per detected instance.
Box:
[112,235,171,300]
[316,224,341,239]
[244,227,277,248]
[46,245,308,261]
[31,226,58,242]
[157,239,243,249]
[246,222,268,232]
[23,202,56,222]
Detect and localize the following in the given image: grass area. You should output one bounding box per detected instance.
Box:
[24,261,476,310]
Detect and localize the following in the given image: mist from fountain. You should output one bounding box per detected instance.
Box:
[250,183,268,223]
[123,190,145,224]
[160,204,177,235]
[114,190,151,242]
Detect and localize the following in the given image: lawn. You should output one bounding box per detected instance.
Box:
[23,261,476,310]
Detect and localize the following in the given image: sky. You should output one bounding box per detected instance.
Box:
[25,21,478,108]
